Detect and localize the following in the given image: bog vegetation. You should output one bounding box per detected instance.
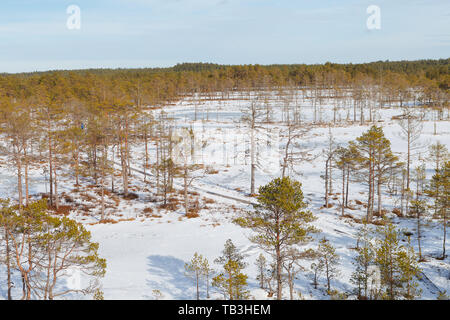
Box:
[0,59,448,300]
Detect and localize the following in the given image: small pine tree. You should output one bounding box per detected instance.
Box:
[317,237,340,293]
[350,223,376,299]
[212,240,248,300]
[234,177,317,300]
[214,239,246,269]
[425,161,449,259]
[255,254,267,289]
[310,262,321,290]
[375,223,403,300]
[93,289,104,300]
[185,252,207,300]
[397,235,422,300]
[201,258,214,299]
[212,260,249,300]
[375,222,422,300]
[437,291,449,300]
[409,199,427,260]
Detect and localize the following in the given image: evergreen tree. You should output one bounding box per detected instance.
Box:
[375,222,422,300]
[212,240,248,300]
[255,254,267,289]
[234,177,317,300]
[350,223,377,299]
[397,235,422,300]
[425,161,449,259]
[317,238,340,293]
[201,257,214,299]
[409,199,427,260]
[349,126,400,221]
[185,252,207,300]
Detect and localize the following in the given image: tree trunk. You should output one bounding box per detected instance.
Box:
[24,145,29,207]
[250,125,256,194]
[325,158,329,207]
[345,169,350,207]
[184,165,189,215]
[377,179,382,217]
[48,119,54,207]
[5,229,12,300]
[54,168,59,210]
[417,210,422,260]
[16,145,23,210]
[276,213,282,300]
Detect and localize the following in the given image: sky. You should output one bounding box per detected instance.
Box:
[0,0,449,73]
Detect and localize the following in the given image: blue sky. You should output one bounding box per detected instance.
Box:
[0,0,449,73]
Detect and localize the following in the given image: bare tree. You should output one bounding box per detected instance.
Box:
[280,124,315,178]
[397,106,425,215]
[241,100,264,194]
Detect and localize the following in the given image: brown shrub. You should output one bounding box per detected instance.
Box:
[51,205,73,216]
[392,208,403,217]
[203,198,215,204]
[159,202,179,211]
[372,219,387,226]
[143,207,154,214]
[94,188,112,197]
[123,192,139,200]
[186,210,200,219]
[206,167,219,174]
[99,219,118,224]
[168,197,180,204]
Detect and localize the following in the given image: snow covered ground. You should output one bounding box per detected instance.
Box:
[0,90,449,300]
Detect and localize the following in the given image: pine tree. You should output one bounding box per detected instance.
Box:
[185,252,207,300]
[350,223,376,299]
[212,240,248,300]
[310,262,321,290]
[234,177,317,300]
[375,223,402,300]
[317,238,340,293]
[255,254,267,289]
[201,257,214,299]
[409,199,427,261]
[397,235,422,299]
[428,142,448,217]
[425,161,449,259]
[375,222,422,300]
[212,260,249,300]
[349,126,399,221]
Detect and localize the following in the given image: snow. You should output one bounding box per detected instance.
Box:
[0,89,449,300]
